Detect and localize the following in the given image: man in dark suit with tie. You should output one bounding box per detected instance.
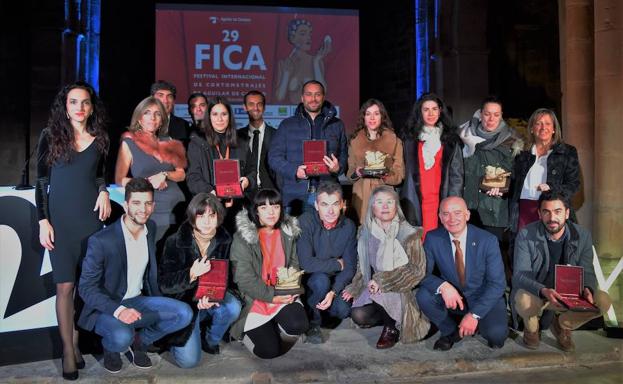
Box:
[78,178,192,373]
[151,80,191,145]
[239,90,277,198]
[416,196,507,350]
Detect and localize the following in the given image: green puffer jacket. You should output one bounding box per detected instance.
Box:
[229,210,301,340]
[463,135,523,228]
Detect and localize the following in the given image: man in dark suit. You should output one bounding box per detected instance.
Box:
[78,178,192,373]
[239,90,278,198]
[151,80,191,144]
[187,91,208,134]
[416,196,507,350]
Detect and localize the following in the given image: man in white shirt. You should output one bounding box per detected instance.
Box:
[416,196,508,350]
[239,90,278,198]
[78,178,192,374]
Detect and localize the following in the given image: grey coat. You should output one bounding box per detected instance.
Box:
[511,221,596,327]
[229,210,301,340]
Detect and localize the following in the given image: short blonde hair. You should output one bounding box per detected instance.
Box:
[129,97,170,136]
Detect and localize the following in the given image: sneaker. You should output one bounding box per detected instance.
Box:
[550,315,575,352]
[305,325,323,344]
[103,350,122,373]
[201,338,220,355]
[128,338,152,369]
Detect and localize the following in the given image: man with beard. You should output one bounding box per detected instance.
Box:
[239,90,278,198]
[79,178,192,374]
[268,80,348,215]
[187,92,208,133]
[512,190,612,351]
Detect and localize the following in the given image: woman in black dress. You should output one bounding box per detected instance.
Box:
[36,82,110,380]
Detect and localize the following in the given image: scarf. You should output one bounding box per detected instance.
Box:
[459,109,512,158]
[418,125,442,170]
[370,216,409,272]
[121,131,187,168]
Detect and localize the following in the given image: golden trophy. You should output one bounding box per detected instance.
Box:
[274,267,305,295]
[361,150,389,178]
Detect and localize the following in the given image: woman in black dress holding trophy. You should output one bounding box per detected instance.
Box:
[230,189,309,359]
[348,99,404,223]
[187,96,256,232]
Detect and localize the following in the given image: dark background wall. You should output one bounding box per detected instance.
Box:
[0,0,559,186]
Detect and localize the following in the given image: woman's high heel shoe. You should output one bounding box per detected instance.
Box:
[61,357,79,381]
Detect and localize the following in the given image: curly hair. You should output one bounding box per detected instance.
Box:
[45,81,109,165]
[402,93,456,141]
[200,96,238,148]
[351,98,394,140]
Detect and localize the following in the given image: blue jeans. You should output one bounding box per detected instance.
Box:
[416,287,508,347]
[170,292,241,368]
[305,272,351,326]
[94,295,193,353]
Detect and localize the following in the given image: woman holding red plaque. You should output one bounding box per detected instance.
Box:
[187,96,255,231]
[342,186,429,349]
[399,93,463,238]
[348,99,404,224]
[230,189,309,359]
[157,193,241,368]
[36,82,110,380]
[510,108,580,233]
[115,96,187,241]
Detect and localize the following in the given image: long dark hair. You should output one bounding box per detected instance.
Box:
[402,92,456,141]
[45,81,109,165]
[201,96,238,147]
[351,98,394,140]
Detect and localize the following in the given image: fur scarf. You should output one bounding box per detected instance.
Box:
[234,209,301,244]
[121,131,187,168]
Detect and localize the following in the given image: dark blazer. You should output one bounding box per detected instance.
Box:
[168,115,191,145]
[421,224,506,318]
[238,123,278,196]
[509,142,580,232]
[157,221,233,347]
[399,133,464,227]
[78,218,160,331]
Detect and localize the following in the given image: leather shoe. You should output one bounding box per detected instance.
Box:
[61,357,78,381]
[550,315,575,352]
[201,338,220,355]
[376,326,400,349]
[522,328,540,350]
[433,330,461,351]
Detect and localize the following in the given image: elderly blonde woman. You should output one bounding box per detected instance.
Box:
[342,185,429,349]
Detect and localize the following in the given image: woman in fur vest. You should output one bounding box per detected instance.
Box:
[343,185,430,349]
[115,96,187,241]
[230,189,309,359]
[158,193,241,368]
[347,99,404,224]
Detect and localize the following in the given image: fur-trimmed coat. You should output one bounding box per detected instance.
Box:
[156,221,233,347]
[344,222,430,343]
[229,210,301,340]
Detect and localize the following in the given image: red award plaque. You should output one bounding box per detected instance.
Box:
[303,140,329,176]
[194,259,229,302]
[554,265,599,313]
[213,159,243,198]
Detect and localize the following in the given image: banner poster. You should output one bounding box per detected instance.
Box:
[156,5,359,131]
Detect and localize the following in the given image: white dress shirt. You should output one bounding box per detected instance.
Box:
[520,145,552,200]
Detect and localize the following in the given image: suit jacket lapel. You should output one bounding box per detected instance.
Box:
[465,226,476,286]
[441,231,460,286]
[114,219,128,291]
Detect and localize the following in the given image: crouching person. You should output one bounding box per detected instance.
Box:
[230,189,309,359]
[78,178,193,374]
[158,193,242,368]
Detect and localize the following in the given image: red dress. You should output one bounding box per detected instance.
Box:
[418,141,443,238]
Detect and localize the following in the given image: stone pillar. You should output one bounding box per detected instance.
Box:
[593,0,623,259]
[558,0,595,229]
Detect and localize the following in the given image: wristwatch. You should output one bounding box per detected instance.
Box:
[471,313,481,320]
